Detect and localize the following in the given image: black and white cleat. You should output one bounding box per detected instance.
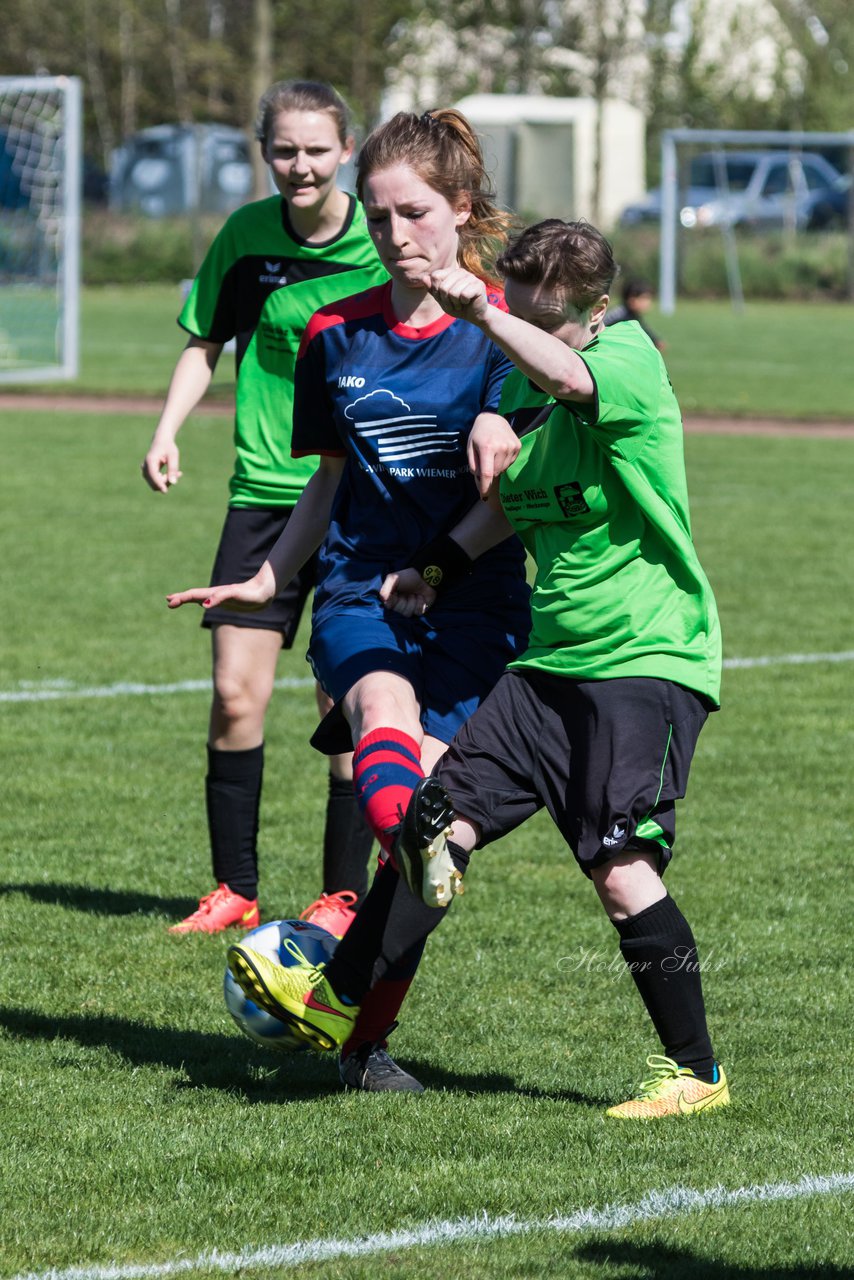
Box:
[394,775,464,908]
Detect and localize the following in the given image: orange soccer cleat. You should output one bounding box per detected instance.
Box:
[299,890,359,938]
[168,883,260,935]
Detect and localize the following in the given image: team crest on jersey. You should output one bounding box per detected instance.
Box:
[344,388,459,466]
[554,481,590,516]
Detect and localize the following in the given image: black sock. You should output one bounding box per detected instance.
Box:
[324,841,469,1004]
[322,774,374,905]
[205,744,263,900]
[614,894,716,1081]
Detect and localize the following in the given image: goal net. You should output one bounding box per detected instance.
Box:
[0,75,81,382]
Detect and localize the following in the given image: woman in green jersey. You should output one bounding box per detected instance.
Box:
[142,81,387,938]
[397,219,727,1118]
[259,218,730,1120]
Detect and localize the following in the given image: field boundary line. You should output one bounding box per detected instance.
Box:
[3,650,854,704]
[723,650,854,669]
[11,1171,854,1280]
[0,677,315,703]
[2,395,853,436]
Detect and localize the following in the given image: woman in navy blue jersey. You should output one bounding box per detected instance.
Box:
[168,109,531,1091]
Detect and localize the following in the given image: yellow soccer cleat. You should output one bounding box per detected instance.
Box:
[227,939,358,1052]
[605,1054,730,1119]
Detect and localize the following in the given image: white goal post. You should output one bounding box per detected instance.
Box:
[659,127,854,314]
[0,75,81,382]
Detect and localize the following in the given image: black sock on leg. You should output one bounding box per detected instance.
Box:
[614,894,716,1081]
[206,743,263,900]
[322,774,373,904]
[322,858,399,1002]
[323,843,468,1006]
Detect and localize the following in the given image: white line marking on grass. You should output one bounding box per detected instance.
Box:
[0,677,315,703]
[11,1171,854,1280]
[3,651,854,704]
[723,650,854,670]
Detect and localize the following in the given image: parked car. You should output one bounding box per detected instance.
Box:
[1,126,47,209]
[0,127,53,277]
[619,150,847,231]
[803,171,851,229]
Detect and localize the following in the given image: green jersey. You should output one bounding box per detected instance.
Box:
[180,194,386,507]
[498,322,721,704]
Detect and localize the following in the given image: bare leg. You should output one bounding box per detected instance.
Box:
[590,850,667,922]
[209,624,281,751]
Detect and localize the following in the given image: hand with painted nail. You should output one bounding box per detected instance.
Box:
[167,562,276,612]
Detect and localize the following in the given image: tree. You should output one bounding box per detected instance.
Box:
[385,1,645,222]
[272,0,415,129]
[769,0,854,132]
[0,0,415,165]
[639,0,845,184]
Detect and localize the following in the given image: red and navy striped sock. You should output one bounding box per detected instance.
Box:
[352,728,423,855]
[339,975,415,1060]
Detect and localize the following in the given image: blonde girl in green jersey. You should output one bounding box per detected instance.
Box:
[142,81,386,938]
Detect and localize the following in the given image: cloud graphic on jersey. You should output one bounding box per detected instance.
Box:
[344,388,411,419]
[344,388,459,463]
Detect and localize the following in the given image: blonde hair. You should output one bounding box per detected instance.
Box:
[255,80,350,148]
[356,109,515,282]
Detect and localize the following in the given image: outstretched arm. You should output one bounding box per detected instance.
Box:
[142,337,223,492]
[425,267,595,401]
[167,456,345,611]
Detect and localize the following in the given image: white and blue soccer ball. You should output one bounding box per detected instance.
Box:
[223,918,338,1052]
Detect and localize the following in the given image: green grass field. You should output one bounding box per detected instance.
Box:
[2,286,854,420]
[2,407,854,1279]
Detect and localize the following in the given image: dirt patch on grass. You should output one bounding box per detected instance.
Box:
[681,415,854,438]
[0,392,232,418]
[1,393,853,437]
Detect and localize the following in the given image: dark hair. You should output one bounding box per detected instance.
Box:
[255,80,351,148]
[496,219,619,311]
[355,108,516,282]
[622,277,654,304]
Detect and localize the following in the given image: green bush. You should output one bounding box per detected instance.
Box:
[82,210,853,299]
[610,225,852,301]
[82,211,221,285]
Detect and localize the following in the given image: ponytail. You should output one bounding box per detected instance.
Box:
[356,108,516,282]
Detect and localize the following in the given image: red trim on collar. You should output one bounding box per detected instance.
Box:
[381,282,455,340]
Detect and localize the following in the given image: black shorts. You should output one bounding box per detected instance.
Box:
[436,669,711,876]
[201,507,317,648]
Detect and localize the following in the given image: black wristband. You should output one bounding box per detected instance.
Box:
[410,534,473,592]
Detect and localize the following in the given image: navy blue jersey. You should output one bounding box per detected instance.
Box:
[293,281,529,625]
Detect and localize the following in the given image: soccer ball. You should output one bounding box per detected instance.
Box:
[223,918,338,1052]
